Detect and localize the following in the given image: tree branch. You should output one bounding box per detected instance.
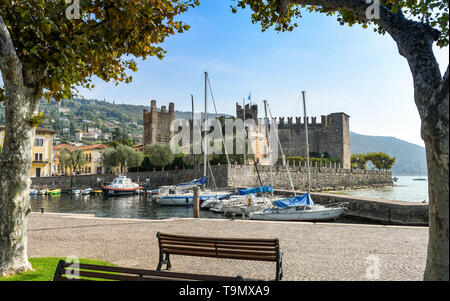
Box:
[283,0,442,118]
[0,14,22,83]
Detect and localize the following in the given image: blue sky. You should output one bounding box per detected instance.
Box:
[77,1,449,147]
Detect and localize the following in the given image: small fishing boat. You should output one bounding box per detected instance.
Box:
[48,189,61,195]
[29,189,39,196]
[156,190,232,206]
[81,188,93,195]
[248,193,346,221]
[102,175,143,196]
[71,189,81,195]
[92,189,103,195]
[38,188,48,195]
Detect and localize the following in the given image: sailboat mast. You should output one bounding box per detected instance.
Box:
[191,95,196,171]
[263,100,274,192]
[243,98,247,189]
[204,72,208,181]
[302,91,311,194]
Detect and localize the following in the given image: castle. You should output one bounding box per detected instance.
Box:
[142,100,350,169]
[236,103,351,168]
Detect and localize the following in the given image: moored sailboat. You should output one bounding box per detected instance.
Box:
[248,193,345,221]
[249,93,346,221]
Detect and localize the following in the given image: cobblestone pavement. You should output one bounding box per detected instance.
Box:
[27,213,428,281]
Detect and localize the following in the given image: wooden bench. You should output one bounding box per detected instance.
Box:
[156,232,283,281]
[53,260,243,281]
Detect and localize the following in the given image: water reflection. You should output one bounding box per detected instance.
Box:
[30,194,226,220]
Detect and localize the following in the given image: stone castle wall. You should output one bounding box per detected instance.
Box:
[236,103,351,169]
[228,164,392,192]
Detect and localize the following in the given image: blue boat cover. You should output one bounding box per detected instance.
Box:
[238,186,274,195]
[176,176,207,187]
[272,193,314,209]
[218,192,238,200]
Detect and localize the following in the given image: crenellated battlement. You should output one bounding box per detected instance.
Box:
[276,116,322,128]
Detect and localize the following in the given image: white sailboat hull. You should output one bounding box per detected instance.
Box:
[156,191,230,206]
[249,207,345,221]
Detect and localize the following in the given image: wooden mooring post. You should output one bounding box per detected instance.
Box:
[193,186,200,218]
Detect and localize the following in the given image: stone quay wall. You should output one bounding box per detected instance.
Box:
[274,189,429,226]
[32,164,392,192]
[227,164,393,191]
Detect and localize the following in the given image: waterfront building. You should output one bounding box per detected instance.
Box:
[52,143,110,175]
[0,125,56,177]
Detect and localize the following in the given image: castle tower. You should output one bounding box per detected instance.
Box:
[143,100,175,149]
[318,112,351,168]
[236,103,258,124]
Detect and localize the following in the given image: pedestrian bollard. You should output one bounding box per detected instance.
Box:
[193,186,199,218]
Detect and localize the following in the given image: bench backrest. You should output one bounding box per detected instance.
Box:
[53,260,242,281]
[157,232,280,262]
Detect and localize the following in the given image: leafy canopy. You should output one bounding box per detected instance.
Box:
[101,144,143,170]
[230,0,448,47]
[145,143,174,168]
[0,0,199,101]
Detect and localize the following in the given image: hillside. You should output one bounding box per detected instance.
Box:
[0,98,232,145]
[1,99,428,176]
[350,132,427,176]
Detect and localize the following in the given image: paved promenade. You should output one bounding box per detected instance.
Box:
[27,213,428,281]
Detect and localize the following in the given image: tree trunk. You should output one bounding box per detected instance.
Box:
[381,13,449,280]
[423,67,449,281]
[0,88,40,276]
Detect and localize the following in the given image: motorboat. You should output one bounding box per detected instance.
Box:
[102,175,143,196]
[248,193,346,221]
[29,189,39,196]
[38,188,48,195]
[48,189,61,195]
[71,189,81,195]
[81,188,93,195]
[156,189,232,206]
[154,177,230,206]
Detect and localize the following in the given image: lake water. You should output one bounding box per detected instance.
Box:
[30,194,225,220]
[29,176,428,222]
[332,176,429,203]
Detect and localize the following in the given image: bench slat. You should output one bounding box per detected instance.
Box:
[159,233,277,244]
[162,246,277,258]
[164,249,277,262]
[161,241,277,252]
[62,270,150,281]
[58,262,241,281]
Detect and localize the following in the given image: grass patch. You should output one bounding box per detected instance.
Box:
[0,257,115,281]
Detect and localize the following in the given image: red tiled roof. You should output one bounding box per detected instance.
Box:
[53,143,108,152]
[79,144,108,151]
[53,144,75,151]
[0,125,56,134]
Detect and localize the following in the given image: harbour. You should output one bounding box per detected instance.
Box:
[29,174,429,225]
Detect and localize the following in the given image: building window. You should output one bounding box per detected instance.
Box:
[34,138,44,147]
[34,153,43,162]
